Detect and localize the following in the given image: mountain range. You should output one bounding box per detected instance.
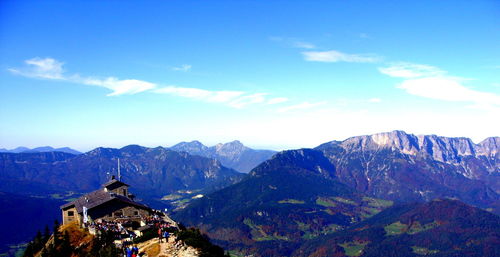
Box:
[170,140,276,173]
[1,131,499,256]
[0,146,82,155]
[0,146,247,210]
[174,131,499,256]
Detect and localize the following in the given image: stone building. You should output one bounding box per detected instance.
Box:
[61,177,152,225]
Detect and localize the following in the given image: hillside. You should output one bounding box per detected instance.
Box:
[294,199,500,257]
[174,149,394,256]
[0,192,65,256]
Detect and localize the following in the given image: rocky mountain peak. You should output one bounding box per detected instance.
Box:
[336,131,498,163]
[170,141,209,155]
[478,137,500,156]
[214,140,246,153]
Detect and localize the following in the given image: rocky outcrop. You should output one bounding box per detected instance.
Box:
[334,130,499,163]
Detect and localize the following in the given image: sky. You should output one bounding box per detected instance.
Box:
[0,0,499,151]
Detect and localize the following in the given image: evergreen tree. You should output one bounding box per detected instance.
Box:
[53,220,60,246]
[59,231,73,257]
[22,242,34,257]
[33,230,44,253]
[43,225,51,243]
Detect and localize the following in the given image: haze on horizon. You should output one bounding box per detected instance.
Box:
[0,0,499,151]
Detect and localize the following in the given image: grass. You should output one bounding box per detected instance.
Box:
[384,221,408,235]
[333,197,357,205]
[408,221,439,234]
[362,197,393,207]
[339,241,369,256]
[243,218,288,241]
[278,199,305,204]
[412,246,439,255]
[161,194,183,200]
[315,197,336,207]
[361,207,381,218]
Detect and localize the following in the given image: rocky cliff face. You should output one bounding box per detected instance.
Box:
[337,130,498,163]
[315,131,499,209]
[170,140,276,173]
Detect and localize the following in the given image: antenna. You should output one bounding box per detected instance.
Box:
[117,158,121,181]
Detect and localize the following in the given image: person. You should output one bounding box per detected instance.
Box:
[132,245,139,256]
[125,245,133,257]
[158,228,163,243]
[163,231,169,242]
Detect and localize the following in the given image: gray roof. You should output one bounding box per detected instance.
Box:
[61,188,149,213]
[102,179,129,188]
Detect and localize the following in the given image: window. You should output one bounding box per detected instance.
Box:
[122,189,127,196]
[68,211,74,217]
[114,211,123,217]
[134,211,139,216]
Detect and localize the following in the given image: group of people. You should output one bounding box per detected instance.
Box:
[123,243,141,257]
[148,214,175,243]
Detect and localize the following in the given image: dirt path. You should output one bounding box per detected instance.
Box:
[137,236,199,257]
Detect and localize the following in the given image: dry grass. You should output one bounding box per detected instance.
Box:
[145,243,161,257]
[60,222,94,247]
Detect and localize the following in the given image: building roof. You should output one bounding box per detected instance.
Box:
[102,178,129,188]
[61,188,150,213]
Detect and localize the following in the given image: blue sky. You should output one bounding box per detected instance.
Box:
[0,0,499,151]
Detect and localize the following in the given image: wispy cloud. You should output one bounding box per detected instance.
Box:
[81,77,156,96]
[228,93,267,108]
[379,62,500,109]
[155,87,278,109]
[270,36,316,49]
[171,64,192,72]
[9,57,156,96]
[302,50,380,63]
[8,57,311,110]
[292,41,316,49]
[267,97,289,105]
[378,62,444,78]
[398,77,500,108]
[155,86,244,103]
[278,101,327,113]
[8,57,64,79]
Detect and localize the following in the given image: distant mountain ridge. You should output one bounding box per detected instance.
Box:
[0,145,245,205]
[0,146,81,155]
[170,140,276,173]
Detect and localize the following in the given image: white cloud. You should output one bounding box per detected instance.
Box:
[278,101,327,113]
[368,98,382,103]
[267,97,289,105]
[398,77,500,107]
[378,62,500,109]
[8,57,299,109]
[9,57,156,96]
[155,86,244,103]
[302,50,380,63]
[82,77,156,96]
[228,93,267,108]
[378,63,444,78]
[8,57,64,79]
[271,36,316,49]
[172,64,192,72]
